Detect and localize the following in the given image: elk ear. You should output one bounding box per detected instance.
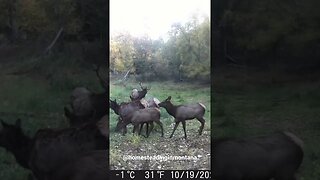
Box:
[167,96,171,101]
[15,119,21,127]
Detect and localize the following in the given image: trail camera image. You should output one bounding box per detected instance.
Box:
[109,0,211,170]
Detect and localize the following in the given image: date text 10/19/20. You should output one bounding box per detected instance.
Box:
[112,170,211,179]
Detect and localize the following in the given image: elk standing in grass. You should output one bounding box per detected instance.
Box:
[158,96,206,139]
[109,98,145,134]
[110,98,161,136]
[128,108,164,137]
[213,132,304,180]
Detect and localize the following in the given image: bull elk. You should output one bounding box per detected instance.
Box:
[66,65,108,127]
[213,132,304,180]
[158,96,206,139]
[130,82,150,101]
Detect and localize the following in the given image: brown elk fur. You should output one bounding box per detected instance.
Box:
[158,96,206,139]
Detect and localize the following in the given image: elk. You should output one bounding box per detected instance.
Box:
[119,108,164,137]
[130,82,150,101]
[213,132,304,180]
[109,98,145,134]
[0,116,108,180]
[29,116,108,180]
[158,96,206,139]
[110,98,161,136]
[67,65,108,127]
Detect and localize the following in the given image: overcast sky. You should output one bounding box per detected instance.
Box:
[110,0,210,40]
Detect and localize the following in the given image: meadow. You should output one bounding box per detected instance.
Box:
[109,79,211,170]
[213,68,320,179]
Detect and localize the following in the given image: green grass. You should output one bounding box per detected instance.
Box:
[213,70,320,180]
[109,80,211,170]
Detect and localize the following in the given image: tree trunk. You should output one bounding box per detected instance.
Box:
[7,0,18,43]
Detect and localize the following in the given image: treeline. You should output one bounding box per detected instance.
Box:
[0,0,107,64]
[213,0,320,72]
[110,14,210,83]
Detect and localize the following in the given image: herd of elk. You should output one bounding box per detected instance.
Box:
[112,84,207,139]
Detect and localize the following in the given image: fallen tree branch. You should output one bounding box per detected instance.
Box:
[44,27,64,54]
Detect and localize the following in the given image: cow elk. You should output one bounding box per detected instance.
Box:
[120,108,164,137]
[158,96,206,139]
[213,132,304,180]
[109,98,145,133]
[110,98,161,137]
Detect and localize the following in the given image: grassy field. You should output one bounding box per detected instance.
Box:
[109,79,211,170]
[0,55,106,179]
[213,68,320,179]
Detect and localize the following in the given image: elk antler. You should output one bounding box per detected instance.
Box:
[139,82,151,90]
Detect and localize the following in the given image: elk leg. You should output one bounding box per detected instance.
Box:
[145,123,149,138]
[155,121,164,137]
[196,117,205,135]
[138,123,144,135]
[133,125,139,135]
[170,121,180,138]
[182,120,187,139]
[147,122,154,137]
[122,125,127,136]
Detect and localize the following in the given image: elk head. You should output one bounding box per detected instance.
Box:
[130,82,150,101]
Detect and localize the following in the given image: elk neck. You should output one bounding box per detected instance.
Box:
[162,102,178,118]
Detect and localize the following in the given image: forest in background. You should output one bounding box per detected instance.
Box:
[110,14,210,83]
[214,0,320,73]
[0,0,107,69]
